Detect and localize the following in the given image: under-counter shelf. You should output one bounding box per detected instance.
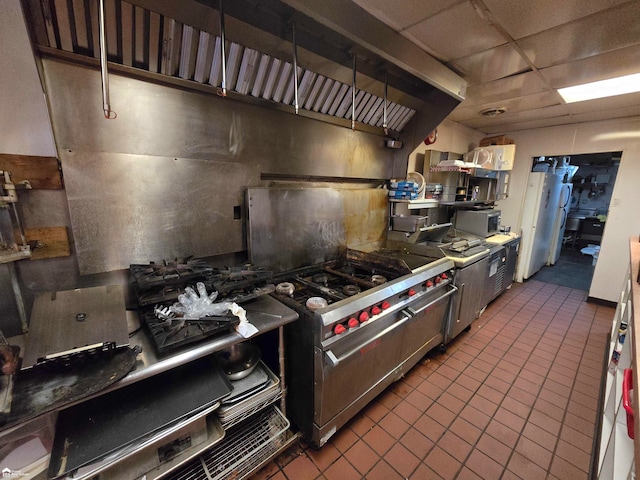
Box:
[164,405,294,480]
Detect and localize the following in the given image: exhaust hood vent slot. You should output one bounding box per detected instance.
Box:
[25,0,416,132]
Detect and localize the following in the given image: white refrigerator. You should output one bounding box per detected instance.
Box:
[549,183,573,265]
[516,172,563,281]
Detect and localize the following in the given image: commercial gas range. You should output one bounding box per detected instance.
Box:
[272,249,455,447]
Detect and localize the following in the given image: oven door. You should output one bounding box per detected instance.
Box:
[401,283,457,361]
[313,308,408,439]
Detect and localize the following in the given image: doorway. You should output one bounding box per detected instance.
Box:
[530,151,621,291]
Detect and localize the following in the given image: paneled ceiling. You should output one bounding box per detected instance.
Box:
[351,0,640,134]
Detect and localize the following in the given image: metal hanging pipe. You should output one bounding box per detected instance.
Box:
[383,71,388,135]
[351,55,356,130]
[219,0,227,97]
[292,23,299,114]
[98,0,115,118]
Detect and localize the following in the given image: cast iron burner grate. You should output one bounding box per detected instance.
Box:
[131,260,274,353]
[143,312,240,353]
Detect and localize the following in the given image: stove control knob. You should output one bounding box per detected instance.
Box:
[426,280,434,288]
[381,301,391,310]
[441,272,448,280]
[359,311,370,323]
[371,305,382,316]
[348,318,359,328]
[408,288,417,296]
[334,324,346,335]
[435,276,442,284]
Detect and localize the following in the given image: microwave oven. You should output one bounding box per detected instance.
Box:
[455,209,501,237]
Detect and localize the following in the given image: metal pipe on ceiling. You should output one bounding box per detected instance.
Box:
[98,0,115,119]
[292,23,299,114]
[351,55,356,130]
[219,0,227,96]
[383,71,388,135]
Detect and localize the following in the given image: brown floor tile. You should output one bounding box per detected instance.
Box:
[464,449,504,480]
[362,424,396,456]
[426,401,456,428]
[549,456,590,480]
[344,439,379,475]
[448,381,475,403]
[410,384,439,406]
[476,432,513,465]
[307,443,341,472]
[437,391,467,415]
[363,400,389,422]
[384,442,421,478]
[455,467,483,480]
[521,422,559,452]
[493,406,527,433]
[414,413,447,443]
[322,457,360,480]
[348,413,375,437]
[449,416,483,446]
[460,403,492,431]
[559,424,594,454]
[400,426,434,460]
[533,396,566,422]
[424,446,462,480]
[282,453,321,480]
[409,463,444,480]
[378,410,411,439]
[528,409,562,436]
[485,417,520,448]
[456,372,482,392]
[555,439,592,473]
[515,435,553,470]
[467,392,499,417]
[392,399,422,425]
[437,430,474,460]
[329,425,358,453]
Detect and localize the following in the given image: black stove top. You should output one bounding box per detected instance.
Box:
[130,259,274,353]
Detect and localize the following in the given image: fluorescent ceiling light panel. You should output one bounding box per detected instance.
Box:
[558,73,640,103]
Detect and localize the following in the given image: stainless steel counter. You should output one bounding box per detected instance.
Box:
[117,295,298,392]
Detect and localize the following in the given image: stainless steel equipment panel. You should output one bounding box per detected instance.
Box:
[247,188,388,272]
[23,285,129,369]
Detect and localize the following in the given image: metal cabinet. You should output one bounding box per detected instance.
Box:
[445,255,489,344]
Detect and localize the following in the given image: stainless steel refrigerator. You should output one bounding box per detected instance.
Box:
[516,172,563,281]
[549,182,573,265]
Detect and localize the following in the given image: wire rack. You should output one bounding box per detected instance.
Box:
[163,405,290,480]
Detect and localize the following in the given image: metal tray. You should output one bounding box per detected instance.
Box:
[48,356,232,479]
[217,362,281,427]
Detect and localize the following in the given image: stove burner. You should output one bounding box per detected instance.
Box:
[276,282,295,296]
[371,275,387,285]
[312,273,329,285]
[306,297,328,311]
[342,285,361,296]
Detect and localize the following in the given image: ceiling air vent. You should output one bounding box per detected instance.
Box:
[480,107,507,117]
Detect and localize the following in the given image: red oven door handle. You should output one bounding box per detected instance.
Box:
[623,368,635,439]
[325,314,411,368]
[407,284,457,316]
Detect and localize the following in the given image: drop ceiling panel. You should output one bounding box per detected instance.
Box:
[403,2,508,61]
[516,2,640,69]
[447,43,530,85]
[466,104,570,129]
[482,0,632,39]
[539,44,640,88]
[460,71,548,107]
[349,0,459,31]
[449,92,564,124]
[571,105,640,124]
[480,115,575,134]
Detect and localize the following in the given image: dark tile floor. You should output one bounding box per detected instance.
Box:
[532,246,595,291]
[252,279,615,480]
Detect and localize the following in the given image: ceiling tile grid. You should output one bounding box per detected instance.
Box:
[353,0,640,133]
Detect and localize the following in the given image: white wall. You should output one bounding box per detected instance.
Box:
[0,0,56,156]
[407,118,484,173]
[497,117,640,302]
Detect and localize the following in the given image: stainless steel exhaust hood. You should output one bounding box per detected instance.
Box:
[22,0,465,136]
